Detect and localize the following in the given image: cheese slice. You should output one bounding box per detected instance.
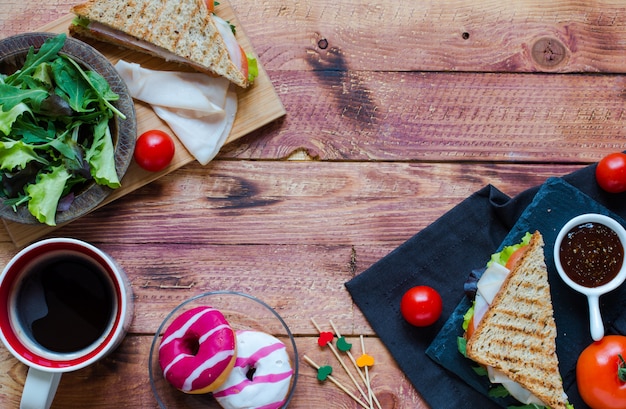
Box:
[115,60,237,165]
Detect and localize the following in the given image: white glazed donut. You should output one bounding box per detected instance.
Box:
[213,330,294,409]
[158,306,237,394]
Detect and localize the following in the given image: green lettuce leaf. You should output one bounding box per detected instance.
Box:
[247,54,259,83]
[487,232,532,267]
[85,117,120,188]
[0,103,32,136]
[26,165,70,225]
[0,139,48,171]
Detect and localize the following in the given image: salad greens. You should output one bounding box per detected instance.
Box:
[487,232,532,268]
[0,33,124,225]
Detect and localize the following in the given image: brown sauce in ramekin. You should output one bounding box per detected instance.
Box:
[559,222,624,287]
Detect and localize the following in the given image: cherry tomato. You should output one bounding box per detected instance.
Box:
[596,152,626,193]
[505,245,528,270]
[400,286,442,327]
[134,130,175,172]
[577,335,626,409]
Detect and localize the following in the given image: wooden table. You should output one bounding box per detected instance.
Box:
[2,0,626,407]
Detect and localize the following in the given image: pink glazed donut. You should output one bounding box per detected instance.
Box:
[158,306,237,394]
[213,330,294,409]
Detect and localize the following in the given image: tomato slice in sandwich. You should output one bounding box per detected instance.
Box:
[239,45,249,79]
[505,245,528,270]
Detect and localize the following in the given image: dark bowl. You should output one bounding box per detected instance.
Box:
[0,32,136,225]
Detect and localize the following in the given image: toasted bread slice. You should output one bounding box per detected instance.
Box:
[69,0,249,88]
[466,231,568,409]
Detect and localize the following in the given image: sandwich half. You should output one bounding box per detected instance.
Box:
[69,0,251,88]
[465,231,569,409]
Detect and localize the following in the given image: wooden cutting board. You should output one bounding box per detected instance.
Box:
[2,1,286,247]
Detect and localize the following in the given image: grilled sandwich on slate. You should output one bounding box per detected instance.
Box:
[466,231,569,409]
[69,0,251,88]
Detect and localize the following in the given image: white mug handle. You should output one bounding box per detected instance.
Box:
[20,368,62,409]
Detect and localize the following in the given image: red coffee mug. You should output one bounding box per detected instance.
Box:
[0,238,134,409]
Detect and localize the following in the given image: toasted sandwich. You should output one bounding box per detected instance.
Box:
[69,0,253,88]
[465,231,569,409]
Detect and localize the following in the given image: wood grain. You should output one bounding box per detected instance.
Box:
[1,5,285,247]
[0,335,427,408]
[220,70,626,162]
[231,0,626,73]
[1,0,626,408]
[43,161,578,246]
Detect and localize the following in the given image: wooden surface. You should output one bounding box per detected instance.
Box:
[2,6,285,247]
[1,0,626,408]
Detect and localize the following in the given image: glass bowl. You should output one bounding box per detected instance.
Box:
[0,32,136,225]
[149,291,298,408]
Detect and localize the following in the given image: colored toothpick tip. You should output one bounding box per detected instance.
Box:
[317,365,333,381]
[360,334,381,409]
[336,336,352,352]
[312,318,371,405]
[318,331,334,347]
[356,353,375,368]
[303,355,369,409]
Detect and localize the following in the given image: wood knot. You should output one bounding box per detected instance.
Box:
[531,37,567,68]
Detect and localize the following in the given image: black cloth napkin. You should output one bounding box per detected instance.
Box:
[345,163,626,409]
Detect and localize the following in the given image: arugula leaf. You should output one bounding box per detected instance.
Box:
[47,126,82,163]
[26,165,70,225]
[84,70,120,102]
[472,365,488,377]
[488,384,510,398]
[11,116,56,142]
[0,84,48,111]
[5,34,66,85]
[51,57,95,113]
[61,55,126,119]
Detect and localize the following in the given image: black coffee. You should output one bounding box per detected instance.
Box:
[15,254,115,353]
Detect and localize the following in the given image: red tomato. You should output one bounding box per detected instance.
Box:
[205,0,215,12]
[239,45,249,80]
[577,335,626,409]
[465,315,475,340]
[596,152,626,193]
[505,245,528,270]
[400,286,443,327]
[134,130,175,172]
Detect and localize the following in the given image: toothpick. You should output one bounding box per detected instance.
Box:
[303,355,369,409]
[360,335,374,409]
[311,318,370,405]
[330,320,381,409]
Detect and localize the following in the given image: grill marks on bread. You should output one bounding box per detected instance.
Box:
[70,0,248,87]
[466,232,568,409]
